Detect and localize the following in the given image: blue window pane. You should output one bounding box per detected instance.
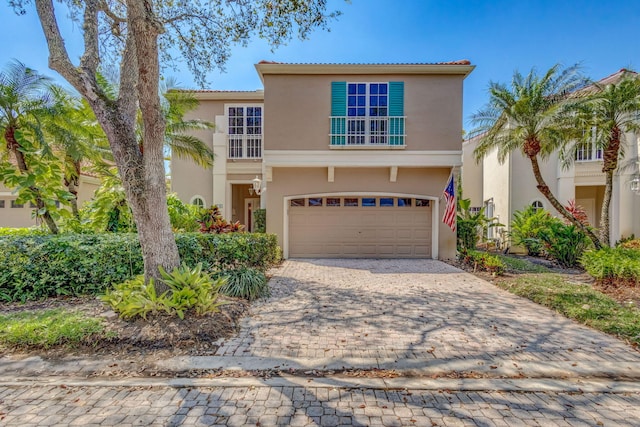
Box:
[370,97,378,106]
[348,96,356,107]
[357,108,366,116]
[357,84,366,94]
[380,198,394,207]
[370,108,378,117]
[247,107,254,116]
[348,107,356,116]
[247,117,254,126]
[255,107,262,115]
[357,95,366,106]
[362,198,376,207]
[370,84,378,95]
[309,198,322,207]
[379,84,388,94]
[348,84,357,95]
[379,108,387,116]
[379,97,387,106]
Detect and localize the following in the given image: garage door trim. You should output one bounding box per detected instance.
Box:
[283,192,439,259]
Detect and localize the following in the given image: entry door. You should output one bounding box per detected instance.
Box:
[245,198,260,232]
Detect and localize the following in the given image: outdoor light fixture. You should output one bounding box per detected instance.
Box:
[251,176,266,195]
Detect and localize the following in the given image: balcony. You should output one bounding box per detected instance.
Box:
[330,116,406,147]
[228,134,262,159]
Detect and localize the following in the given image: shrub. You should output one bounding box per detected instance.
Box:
[101,263,226,320]
[510,206,559,256]
[617,236,640,250]
[459,250,506,276]
[0,227,47,236]
[253,209,266,233]
[0,232,280,302]
[215,267,269,301]
[540,222,591,268]
[198,206,244,233]
[167,194,202,232]
[456,198,502,251]
[581,247,640,283]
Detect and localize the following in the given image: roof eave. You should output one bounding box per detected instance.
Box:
[255,63,475,83]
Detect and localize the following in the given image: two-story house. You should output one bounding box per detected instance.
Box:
[172,60,475,259]
[462,69,640,247]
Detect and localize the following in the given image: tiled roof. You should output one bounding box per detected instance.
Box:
[257,59,472,66]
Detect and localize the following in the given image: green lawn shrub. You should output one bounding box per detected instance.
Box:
[101,263,226,320]
[540,222,591,268]
[0,232,280,302]
[509,206,559,256]
[458,250,506,276]
[214,267,269,301]
[581,247,640,283]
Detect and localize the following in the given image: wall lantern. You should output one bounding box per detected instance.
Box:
[250,175,266,196]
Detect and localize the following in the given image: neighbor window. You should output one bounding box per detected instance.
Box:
[290,198,305,207]
[531,200,544,212]
[227,105,263,159]
[330,81,405,146]
[379,197,394,207]
[190,196,205,208]
[362,197,376,207]
[344,198,359,207]
[326,197,341,207]
[0,200,4,208]
[308,198,323,207]
[11,200,23,208]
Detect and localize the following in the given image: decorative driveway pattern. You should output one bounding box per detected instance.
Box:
[215,259,640,364]
[2,384,640,427]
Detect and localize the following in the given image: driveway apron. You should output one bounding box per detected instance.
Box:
[214,259,640,367]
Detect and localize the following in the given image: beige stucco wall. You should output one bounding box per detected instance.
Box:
[461,139,483,208]
[510,152,559,218]
[264,166,456,260]
[262,74,464,152]
[481,148,510,233]
[170,93,263,207]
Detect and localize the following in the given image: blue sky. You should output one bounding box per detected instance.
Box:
[1,0,639,128]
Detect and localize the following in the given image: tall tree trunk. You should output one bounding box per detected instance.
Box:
[528,154,602,249]
[127,0,180,287]
[64,158,80,219]
[599,126,621,248]
[4,125,59,234]
[599,170,613,247]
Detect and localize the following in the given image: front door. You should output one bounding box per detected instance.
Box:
[245,198,260,232]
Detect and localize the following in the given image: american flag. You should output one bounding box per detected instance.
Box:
[442,174,456,232]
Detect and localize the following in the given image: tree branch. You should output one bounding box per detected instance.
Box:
[80,0,100,74]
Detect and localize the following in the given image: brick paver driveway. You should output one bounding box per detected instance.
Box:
[216,259,640,366]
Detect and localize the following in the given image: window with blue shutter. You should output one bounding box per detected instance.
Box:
[330,81,405,146]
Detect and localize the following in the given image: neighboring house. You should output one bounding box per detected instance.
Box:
[0,174,101,228]
[171,60,475,259]
[462,69,640,248]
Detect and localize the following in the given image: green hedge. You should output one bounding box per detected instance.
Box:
[458,249,506,276]
[581,247,640,282]
[0,232,280,302]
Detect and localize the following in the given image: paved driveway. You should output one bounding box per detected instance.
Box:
[215,259,640,368]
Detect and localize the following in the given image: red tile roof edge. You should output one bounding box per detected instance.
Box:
[257,59,472,66]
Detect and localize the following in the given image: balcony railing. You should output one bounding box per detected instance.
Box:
[228,134,262,159]
[330,116,406,146]
[575,142,603,162]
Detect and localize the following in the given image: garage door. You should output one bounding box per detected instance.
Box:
[289,196,432,258]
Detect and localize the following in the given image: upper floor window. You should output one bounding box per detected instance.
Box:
[575,141,602,162]
[330,81,405,147]
[228,105,262,159]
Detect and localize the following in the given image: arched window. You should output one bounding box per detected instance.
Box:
[190,196,205,208]
[531,200,544,212]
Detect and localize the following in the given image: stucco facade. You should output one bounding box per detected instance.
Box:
[171,61,474,260]
[462,72,640,248]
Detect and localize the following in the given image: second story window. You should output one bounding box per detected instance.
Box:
[228,105,262,159]
[331,81,405,147]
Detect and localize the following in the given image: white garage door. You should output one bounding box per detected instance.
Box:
[289,196,432,258]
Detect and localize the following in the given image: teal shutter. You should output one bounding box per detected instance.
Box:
[331,82,346,145]
[388,82,405,145]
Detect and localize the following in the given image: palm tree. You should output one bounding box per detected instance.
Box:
[471,64,602,249]
[0,60,61,233]
[565,71,640,246]
[45,85,110,218]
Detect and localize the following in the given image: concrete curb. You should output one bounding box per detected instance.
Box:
[1,374,639,393]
